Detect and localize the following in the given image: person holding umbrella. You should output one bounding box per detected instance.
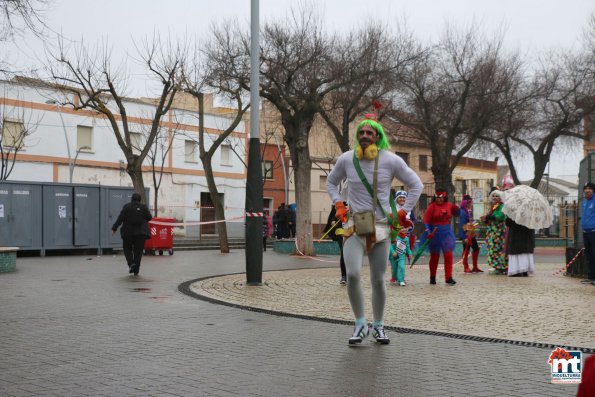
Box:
[505,216,535,277]
[422,189,460,285]
[458,194,482,273]
[481,189,508,275]
[501,184,554,277]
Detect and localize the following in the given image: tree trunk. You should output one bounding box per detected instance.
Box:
[430,150,455,197]
[289,126,314,256]
[127,160,147,203]
[195,92,230,253]
[497,142,522,186]
[151,160,160,217]
[203,156,230,253]
[531,155,549,189]
[152,187,159,217]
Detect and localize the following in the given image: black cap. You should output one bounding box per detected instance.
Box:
[584,182,595,191]
[131,192,142,202]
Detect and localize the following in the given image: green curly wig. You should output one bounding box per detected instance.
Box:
[356,119,390,150]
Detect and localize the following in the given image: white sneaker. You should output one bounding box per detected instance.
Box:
[372,325,390,344]
[399,281,406,286]
[348,324,369,345]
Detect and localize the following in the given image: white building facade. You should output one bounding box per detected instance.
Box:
[0,78,248,237]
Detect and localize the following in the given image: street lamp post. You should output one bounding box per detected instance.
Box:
[72,146,91,183]
[245,0,263,285]
[46,100,74,182]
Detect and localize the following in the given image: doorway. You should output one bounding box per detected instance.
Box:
[200,192,224,236]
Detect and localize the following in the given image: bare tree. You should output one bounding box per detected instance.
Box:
[1,0,48,75]
[255,10,345,255]
[210,8,412,255]
[0,97,37,179]
[231,119,287,178]
[47,35,185,202]
[145,121,180,216]
[389,25,523,194]
[481,51,595,187]
[319,24,421,152]
[182,30,250,253]
[0,0,47,40]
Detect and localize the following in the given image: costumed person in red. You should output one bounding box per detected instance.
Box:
[577,354,595,397]
[458,194,482,273]
[422,189,460,285]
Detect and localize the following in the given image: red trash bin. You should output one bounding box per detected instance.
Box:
[144,217,175,255]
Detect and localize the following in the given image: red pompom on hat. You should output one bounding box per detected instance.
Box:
[363,100,382,121]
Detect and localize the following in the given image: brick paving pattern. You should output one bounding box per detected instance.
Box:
[191,262,595,349]
[0,250,589,396]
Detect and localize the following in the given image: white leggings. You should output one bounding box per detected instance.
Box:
[342,236,390,323]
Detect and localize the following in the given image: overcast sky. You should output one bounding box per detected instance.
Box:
[6,0,594,181]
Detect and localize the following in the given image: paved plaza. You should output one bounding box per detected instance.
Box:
[0,249,592,396]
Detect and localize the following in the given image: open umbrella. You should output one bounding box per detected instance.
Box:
[502,185,553,229]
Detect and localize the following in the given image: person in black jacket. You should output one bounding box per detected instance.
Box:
[112,192,152,275]
[275,203,289,239]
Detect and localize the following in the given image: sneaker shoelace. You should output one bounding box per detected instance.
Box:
[374,326,387,339]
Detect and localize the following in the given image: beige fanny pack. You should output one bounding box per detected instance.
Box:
[353,153,379,237]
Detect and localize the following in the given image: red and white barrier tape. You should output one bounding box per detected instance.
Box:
[552,248,584,276]
[149,211,269,227]
[245,212,265,217]
[149,204,258,210]
[148,215,245,227]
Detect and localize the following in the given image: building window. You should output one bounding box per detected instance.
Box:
[130,132,142,155]
[455,180,464,195]
[419,154,428,171]
[220,144,231,165]
[76,125,93,151]
[395,152,409,165]
[185,140,197,163]
[1,119,25,149]
[262,160,273,179]
[319,175,327,190]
